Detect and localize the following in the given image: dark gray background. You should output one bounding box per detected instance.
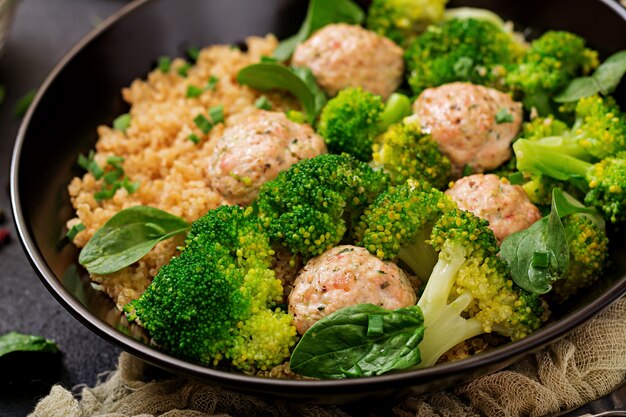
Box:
[1,1,625,416]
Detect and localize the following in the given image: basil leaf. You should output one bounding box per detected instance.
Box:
[273,0,364,61]
[501,189,569,294]
[555,49,626,102]
[290,304,424,379]
[0,332,60,358]
[79,206,190,275]
[237,62,326,123]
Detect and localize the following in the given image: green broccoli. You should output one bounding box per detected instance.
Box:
[254,153,389,259]
[371,116,452,188]
[506,31,599,114]
[317,87,411,161]
[417,209,545,367]
[353,178,456,280]
[404,18,524,95]
[125,205,297,372]
[551,213,608,302]
[366,0,447,47]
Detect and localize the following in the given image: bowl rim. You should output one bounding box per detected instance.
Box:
[9,0,626,394]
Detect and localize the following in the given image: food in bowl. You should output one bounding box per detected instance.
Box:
[65,0,626,379]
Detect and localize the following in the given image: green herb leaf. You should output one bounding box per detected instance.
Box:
[289,304,424,379]
[237,62,326,123]
[66,223,86,241]
[272,0,364,61]
[113,113,131,132]
[158,56,172,73]
[255,95,272,110]
[0,332,60,358]
[14,89,36,118]
[495,108,514,124]
[555,49,626,102]
[79,206,190,275]
[501,188,577,294]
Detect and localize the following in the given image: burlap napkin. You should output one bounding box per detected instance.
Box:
[29,297,626,417]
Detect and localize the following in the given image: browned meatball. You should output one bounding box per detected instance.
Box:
[413,82,522,176]
[445,174,542,244]
[288,245,416,335]
[207,111,326,205]
[291,23,404,99]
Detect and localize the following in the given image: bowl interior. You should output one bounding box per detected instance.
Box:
[11,0,626,402]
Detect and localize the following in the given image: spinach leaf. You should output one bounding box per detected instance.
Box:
[272,0,364,61]
[237,62,326,123]
[79,206,190,275]
[555,49,626,102]
[501,189,570,294]
[0,332,60,358]
[289,304,424,379]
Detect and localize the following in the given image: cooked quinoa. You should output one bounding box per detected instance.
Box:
[67,35,298,310]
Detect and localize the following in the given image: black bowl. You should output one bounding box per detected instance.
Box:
[10,0,626,404]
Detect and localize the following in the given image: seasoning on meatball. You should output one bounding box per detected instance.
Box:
[445,174,542,244]
[207,110,327,205]
[413,82,523,176]
[288,245,417,335]
[291,23,404,99]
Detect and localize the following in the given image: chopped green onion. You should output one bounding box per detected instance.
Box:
[113,113,131,132]
[94,182,121,202]
[208,105,224,124]
[66,223,86,241]
[531,251,550,268]
[188,133,201,144]
[193,114,213,134]
[285,110,306,124]
[462,164,473,177]
[260,56,278,63]
[186,85,204,98]
[88,161,104,180]
[122,178,140,194]
[508,172,525,185]
[177,62,192,78]
[186,46,200,63]
[367,314,384,336]
[14,89,36,118]
[495,108,514,124]
[206,75,218,91]
[103,169,123,185]
[255,95,272,110]
[77,150,95,171]
[158,56,172,73]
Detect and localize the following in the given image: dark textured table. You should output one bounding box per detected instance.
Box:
[1,1,626,417]
[0,1,125,416]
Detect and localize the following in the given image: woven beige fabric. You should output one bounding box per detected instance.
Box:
[29,298,626,417]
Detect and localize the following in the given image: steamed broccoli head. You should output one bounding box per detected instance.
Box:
[366,0,447,46]
[572,95,626,160]
[371,116,452,188]
[585,153,626,223]
[551,214,608,302]
[429,208,499,259]
[354,179,456,279]
[255,153,389,259]
[522,116,569,141]
[125,205,296,372]
[317,88,411,161]
[506,31,599,112]
[405,18,524,95]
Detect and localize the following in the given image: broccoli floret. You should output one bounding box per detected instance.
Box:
[417,209,545,367]
[353,179,456,280]
[405,18,524,95]
[551,214,608,302]
[371,116,452,188]
[125,205,297,372]
[366,0,447,47]
[317,87,411,161]
[522,116,570,141]
[506,31,599,114]
[254,153,389,259]
[515,141,626,223]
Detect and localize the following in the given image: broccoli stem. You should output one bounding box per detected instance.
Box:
[396,226,438,281]
[514,139,592,181]
[378,93,411,132]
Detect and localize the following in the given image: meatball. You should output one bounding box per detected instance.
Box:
[207,110,326,205]
[413,82,523,176]
[291,23,404,99]
[288,245,416,335]
[445,174,542,244]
